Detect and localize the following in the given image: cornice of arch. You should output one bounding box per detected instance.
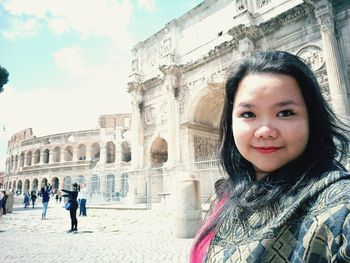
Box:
[180,121,219,134]
[228,3,313,40]
[180,40,236,72]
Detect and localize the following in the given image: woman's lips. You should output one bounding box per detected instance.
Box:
[254,147,281,154]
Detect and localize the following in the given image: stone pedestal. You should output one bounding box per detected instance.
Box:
[5,192,14,213]
[171,171,202,238]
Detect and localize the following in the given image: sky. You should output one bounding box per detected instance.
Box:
[0,0,204,171]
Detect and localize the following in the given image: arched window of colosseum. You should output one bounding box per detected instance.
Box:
[32,178,38,192]
[106,174,115,194]
[78,144,86,160]
[91,143,100,161]
[106,142,115,163]
[63,176,71,190]
[17,180,23,194]
[20,152,25,167]
[64,146,73,161]
[121,141,131,162]
[41,178,48,188]
[26,151,32,166]
[53,146,60,162]
[34,149,40,164]
[91,175,100,193]
[150,137,168,167]
[9,181,12,190]
[14,155,18,170]
[24,179,30,193]
[43,149,50,164]
[51,177,59,193]
[77,176,85,185]
[13,181,16,192]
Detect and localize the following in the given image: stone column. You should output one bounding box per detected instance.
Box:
[60,149,65,163]
[31,153,35,166]
[73,146,79,161]
[99,142,106,164]
[314,0,349,120]
[160,65,181,165]
[128,81,144,169]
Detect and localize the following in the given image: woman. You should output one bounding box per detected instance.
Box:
[41,184,51,219]
[62,183,79,233]
[190,51,350,262]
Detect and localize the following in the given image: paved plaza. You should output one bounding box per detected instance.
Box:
[0,201,194,263]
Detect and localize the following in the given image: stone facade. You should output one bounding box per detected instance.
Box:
[128,0,350,199]
[4,114,132,200]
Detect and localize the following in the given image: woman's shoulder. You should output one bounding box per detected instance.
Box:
[309,170,350,210]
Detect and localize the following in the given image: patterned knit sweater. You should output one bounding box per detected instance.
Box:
[204,170,350,262]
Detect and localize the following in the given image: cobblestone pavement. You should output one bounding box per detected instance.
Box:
[0,202,194,263]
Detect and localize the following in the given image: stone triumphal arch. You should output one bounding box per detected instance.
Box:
[127,0,350,201]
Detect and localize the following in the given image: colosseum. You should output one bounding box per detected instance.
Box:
[4,114,132,203]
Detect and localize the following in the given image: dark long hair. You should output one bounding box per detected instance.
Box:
[196,50,350,244]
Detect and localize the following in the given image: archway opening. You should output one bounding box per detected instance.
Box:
[63,176,72,190]
[64,146,73,161]
[41,178,48,188]
[17,180,23,194]
[24,179,30,193]
[121,141,131,162]
[51,177,59,193]
[150,137,168,167]
[32,178,38,192]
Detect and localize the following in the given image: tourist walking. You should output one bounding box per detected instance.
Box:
[30,191,37,208]
[0,190,4,217]
[190,51,350,262]
[1,190,8,215]
[78,184,88,216]
[62,183,79,232]
[23,192,30,208]
[41,184,51,219]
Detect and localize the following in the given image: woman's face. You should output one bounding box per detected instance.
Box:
[232,73,309,180]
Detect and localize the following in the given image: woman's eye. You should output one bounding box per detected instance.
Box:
[240,111,255,118]
[277,109,295,117]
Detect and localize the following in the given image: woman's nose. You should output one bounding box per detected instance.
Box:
[254,124,278,138]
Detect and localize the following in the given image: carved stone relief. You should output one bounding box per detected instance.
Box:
[297,45,324,71]
[145,106,156,125]
[315,68,328,85]
[193,136,219,161]
[179,85,189,114]
[131,58,138,73]
[256,0,271,9]
[161,38,172,56]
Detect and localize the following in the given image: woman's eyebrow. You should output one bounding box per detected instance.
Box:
[274,100,300,107]
[235,102,254,108]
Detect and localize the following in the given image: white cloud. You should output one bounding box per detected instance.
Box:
[2,18,38,39]
[54,47,85,76]
[138,0,156,12]
[2,0,134,49]
[48,18,70,34]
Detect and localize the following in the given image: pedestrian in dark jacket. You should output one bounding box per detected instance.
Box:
[62,183,79,232]
[41,184,51,219]
[30,191,37,208]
